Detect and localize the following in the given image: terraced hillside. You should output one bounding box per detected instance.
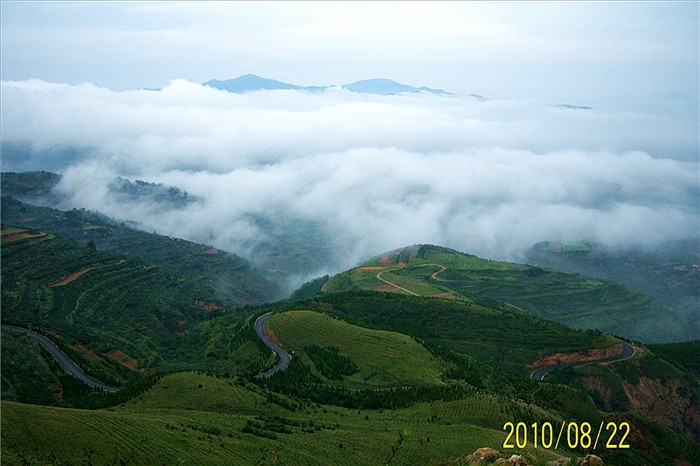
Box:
[1,196,283,305]
[2,171,336,288]
[0,227,275,398]
[2,206,698,464]
[323,244,682,343]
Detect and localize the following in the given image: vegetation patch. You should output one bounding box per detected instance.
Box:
[304,345,359,381]
[267,310,445,388]
[324,244,681,343]
[106,350,139,370]
[48,266,95,286]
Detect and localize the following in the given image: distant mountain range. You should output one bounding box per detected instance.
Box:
[549,103,593,110]
[203,74,452,96]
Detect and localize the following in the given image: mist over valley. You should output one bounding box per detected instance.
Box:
[2,76,698,291]
[2,3,699,463]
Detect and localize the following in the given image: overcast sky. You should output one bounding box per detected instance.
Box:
[2,1,698,101]
[1,2,698,281]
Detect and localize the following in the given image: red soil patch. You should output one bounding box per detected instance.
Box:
[531,343,625,368]
[371,284,401,291]
[356,266,386,272]
[42,329,65,340]
[266,329,282,347]
[204,247,219,254]
[73,342,109,365]
[1,227,26,235]
[378,256,392,264]
[107,350,138,370]
[195,300,223,311]
[175,329,190,337]
[2,232,36,242]
[178,320,187,326]
[49,267,93,287]
[1,229,52,245]
[674,459,693,466]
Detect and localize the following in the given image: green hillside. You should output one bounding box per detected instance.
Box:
[1,171,337,286]
[4,364,699,465]
[288,292,700,448]
[323,244,683,343]
[2,182,698,465]
[308,291,617,377]
[0,372,562,466]
[1,196,283,305]
[1,227,275,399]
[267,310,445,388]
[524,240,700,341]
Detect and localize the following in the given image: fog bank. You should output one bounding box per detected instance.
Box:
[2,79,698,280]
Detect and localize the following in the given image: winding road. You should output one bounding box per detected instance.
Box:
[373,261,636,383]
[254,313,292,378]
[1,324,121,392]
[375,263,449,297]
[375,267,420,296]
[530,342,635,381]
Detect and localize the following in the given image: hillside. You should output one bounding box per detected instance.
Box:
[267,310,445,388]
[322,244,687,343]
[548,349,700,443]
[0,372,570,466]
[0,226,279,399]
[1,196,283,305]
[1,171,335,288]
[525,240,700,340]
[3,310,699,464]
[2,215,698,463]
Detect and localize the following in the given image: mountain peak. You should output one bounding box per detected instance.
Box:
[203,74,451,95]
[204,74,302,93]
[343,78,450,96]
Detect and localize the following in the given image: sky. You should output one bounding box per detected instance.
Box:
[1,1,698,101]
[1,2,699,284]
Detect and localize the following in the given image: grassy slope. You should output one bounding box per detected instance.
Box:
[324,244,681,343]
[3,306,698,464]
[310,291,616,377]
[267,310,445,388]
[4,371,698,465]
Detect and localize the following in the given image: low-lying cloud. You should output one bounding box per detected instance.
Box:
[2,79,698,283]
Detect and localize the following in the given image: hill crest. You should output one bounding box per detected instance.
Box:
[320,244,686,343]
[203,74,451,95]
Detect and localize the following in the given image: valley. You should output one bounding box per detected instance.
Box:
[1,178,699,465]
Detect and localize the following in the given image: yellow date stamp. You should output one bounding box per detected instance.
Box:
[503,421,631,450]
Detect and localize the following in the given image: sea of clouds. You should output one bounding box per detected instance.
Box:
[2,79,698,282]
